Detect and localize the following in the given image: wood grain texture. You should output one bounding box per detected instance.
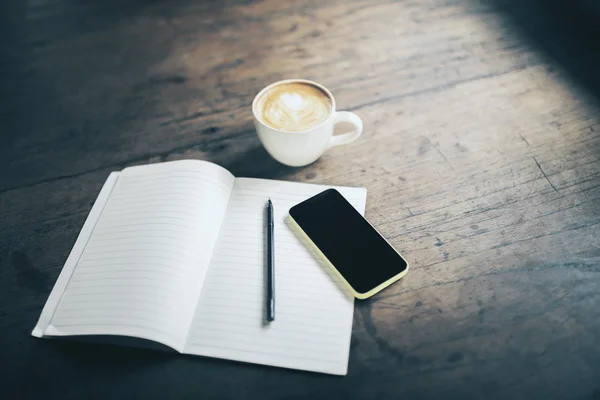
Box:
[1,0,600,398]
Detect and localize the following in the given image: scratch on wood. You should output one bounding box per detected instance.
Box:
[159,111,206,126]
[432,142,454,169]
[419,134,454,170]
[532,157,559,193]
[518,132,531,147]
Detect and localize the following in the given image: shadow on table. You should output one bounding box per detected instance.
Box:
[223,146,306,181]
[42,335,324,378]
[48,336,176,364]
[33,337,174,385]
[487,0,600,104]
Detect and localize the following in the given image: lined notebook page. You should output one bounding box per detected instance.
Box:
[184,178,367,375]
[47,160,234,351]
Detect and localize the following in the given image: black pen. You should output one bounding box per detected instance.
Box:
[266,199,275,322]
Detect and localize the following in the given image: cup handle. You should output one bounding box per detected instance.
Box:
[327,111,363,148]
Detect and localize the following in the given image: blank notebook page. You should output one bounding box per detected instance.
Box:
[185,178,367,375]
[47,161,234,351]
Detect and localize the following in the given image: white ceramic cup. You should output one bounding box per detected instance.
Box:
[252,79,363,167]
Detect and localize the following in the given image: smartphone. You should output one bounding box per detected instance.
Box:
[289,189,409,299]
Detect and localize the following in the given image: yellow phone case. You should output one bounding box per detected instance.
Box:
[288,215,409,299]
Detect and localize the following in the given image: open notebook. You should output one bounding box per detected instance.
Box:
[32,160,367,375]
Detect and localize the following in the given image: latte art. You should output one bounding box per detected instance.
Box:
[256,82,332,132]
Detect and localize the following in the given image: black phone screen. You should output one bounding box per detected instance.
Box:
[289,189,408,295]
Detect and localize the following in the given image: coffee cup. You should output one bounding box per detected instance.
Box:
[252,79,363,167]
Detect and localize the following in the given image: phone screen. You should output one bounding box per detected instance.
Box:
[289,189,408,297]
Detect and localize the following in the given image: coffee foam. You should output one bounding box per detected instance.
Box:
[256,82,332,132]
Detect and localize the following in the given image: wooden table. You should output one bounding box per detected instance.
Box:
[2,0,599,398]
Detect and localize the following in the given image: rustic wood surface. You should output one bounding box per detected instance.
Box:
[1,0,599,398]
